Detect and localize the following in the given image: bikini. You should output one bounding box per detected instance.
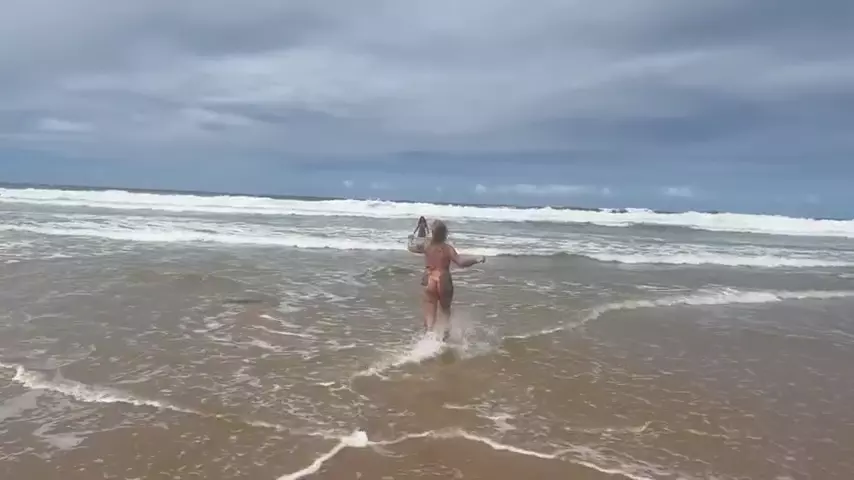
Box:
[422,244,454,304]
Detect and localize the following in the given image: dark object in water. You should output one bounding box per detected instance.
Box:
[223,298,265,305]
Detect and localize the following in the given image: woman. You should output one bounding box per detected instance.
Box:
[413,216,430,238]
[407,216,430,254]
[421,220,485,338]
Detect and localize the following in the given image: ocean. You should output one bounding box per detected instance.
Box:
[1,185,853,479]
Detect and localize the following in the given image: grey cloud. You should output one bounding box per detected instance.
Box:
[1,0,852,164]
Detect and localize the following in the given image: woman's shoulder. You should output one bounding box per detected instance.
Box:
[436,242,456,255]
[423,242,445,252]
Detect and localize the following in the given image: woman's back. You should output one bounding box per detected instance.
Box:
[424,242,453,271]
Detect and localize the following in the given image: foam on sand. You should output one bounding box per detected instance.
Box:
[276,430,369,480]
[0,363,309,435]
[1,363,198,414]
[510,288,854,340]
[275,427,663,480]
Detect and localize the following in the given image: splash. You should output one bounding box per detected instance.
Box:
[444,309,500,359]
[352,333,447,378]
[352,311,499,378]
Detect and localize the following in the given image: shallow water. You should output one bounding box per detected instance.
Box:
[1,186,854,479]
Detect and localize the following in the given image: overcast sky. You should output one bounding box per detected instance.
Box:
[1,1,852,216]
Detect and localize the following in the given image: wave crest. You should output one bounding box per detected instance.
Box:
[2,187,854,238]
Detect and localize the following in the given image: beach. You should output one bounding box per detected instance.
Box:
[1,186,853,479]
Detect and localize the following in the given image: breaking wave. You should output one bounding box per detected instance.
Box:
[3,187,854,238]
[2,218,851,268]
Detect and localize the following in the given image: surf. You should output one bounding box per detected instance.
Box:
[4,186,854,238]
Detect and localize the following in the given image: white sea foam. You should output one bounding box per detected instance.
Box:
[0,363,301,434]
[586,252,854,268]
[350,311,498,378]
[0,223,406,252]
[276,430,369,480]
[274,429,556,480]
[0,390,43,422]
[511,288,854,340]
[624,288,854,308]
[445,429,559,460]
[3,188,853,268]
[276,427,664,480]
[3,218,848,269]
[253,325,315,339]
[352,332,448,378]
[3,187,854,238]
[1,363,198,414]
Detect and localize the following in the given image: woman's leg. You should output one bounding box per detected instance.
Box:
[437,277,454,341]
[421,292,437,331]
[438,303,451,341]
[422,274,441,332]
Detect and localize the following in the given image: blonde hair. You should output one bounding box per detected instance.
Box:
[430,220,448,244]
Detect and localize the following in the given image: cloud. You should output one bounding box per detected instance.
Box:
[178,108,254,129]
[475,183,611,197]
[0,0,852,204]
[662,186,694,198]
[36,118,93,133]
[342,179,354,188]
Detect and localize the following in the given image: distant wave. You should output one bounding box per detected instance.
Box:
[3,187,854,238]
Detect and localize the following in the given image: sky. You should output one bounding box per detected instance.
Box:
[1,1,853,217]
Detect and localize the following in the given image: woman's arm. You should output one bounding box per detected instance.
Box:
[449,246,485,268]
